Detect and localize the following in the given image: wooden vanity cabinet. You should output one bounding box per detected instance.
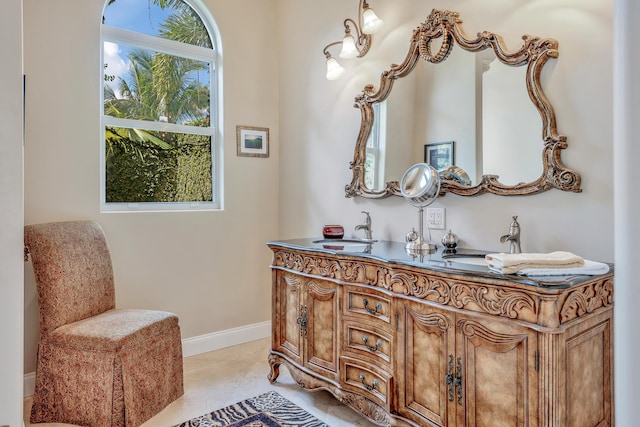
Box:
[267,243,614,427]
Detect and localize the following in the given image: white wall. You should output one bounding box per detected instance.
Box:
[614,0,640,422]
[0,0,24,423]
[22,0,279,373]
[278,0,613,262]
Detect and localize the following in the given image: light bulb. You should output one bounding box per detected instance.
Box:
[325,56,345,80]
[362,7,383,34]
[339,34,359,59]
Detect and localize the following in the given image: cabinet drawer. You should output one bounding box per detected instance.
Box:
[344,287,392,325]
[340,356,393,409]
[343,321,392,365]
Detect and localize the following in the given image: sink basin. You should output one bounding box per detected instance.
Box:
[445,257,488,267]
[312,238,375,250]
[441,249,490,267]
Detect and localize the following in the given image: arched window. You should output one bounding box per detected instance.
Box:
[101,0,220,211]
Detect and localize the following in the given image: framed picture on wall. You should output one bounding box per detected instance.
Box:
[236,125,269,158]
[424,141,454,171]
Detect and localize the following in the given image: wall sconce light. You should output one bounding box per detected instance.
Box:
[322,0,384,80]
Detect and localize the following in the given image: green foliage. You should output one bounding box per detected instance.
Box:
[105,131,212,203]
[105,140,177,203]
[175,135,212,202]
[103,0,214,204]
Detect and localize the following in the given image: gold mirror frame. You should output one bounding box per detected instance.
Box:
[345,9,582,198]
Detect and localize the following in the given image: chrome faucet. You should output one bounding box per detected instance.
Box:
[355,211,373,241]
[500,215,522,254]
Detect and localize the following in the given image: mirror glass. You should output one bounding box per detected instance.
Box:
[373,45,541,189]
[400,163,440,206]
[346,9,581,198]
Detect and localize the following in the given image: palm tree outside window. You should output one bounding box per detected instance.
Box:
[101,0,220,211]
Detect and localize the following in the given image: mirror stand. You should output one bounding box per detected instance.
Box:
[400,163,441,255]
[406,206,436,254]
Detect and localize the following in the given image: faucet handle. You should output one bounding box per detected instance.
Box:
[361,211,371,224]
[509,216,520,232]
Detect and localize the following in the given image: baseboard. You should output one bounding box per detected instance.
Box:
[181,320,271,357]
[23,372,35,399]
[24,320,272,397]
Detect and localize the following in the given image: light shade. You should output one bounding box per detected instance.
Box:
[325,56,345,80]
[362,7,383,34]
[339,34,359,59]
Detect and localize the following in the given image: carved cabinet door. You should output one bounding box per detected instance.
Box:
[397,300,538,427]
[396,300,457,427]
[273,271,305,367]
[304,278,340,380]
[273,273,340,380]
[454,313,538,427]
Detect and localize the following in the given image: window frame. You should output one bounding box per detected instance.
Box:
[100,0,222,212]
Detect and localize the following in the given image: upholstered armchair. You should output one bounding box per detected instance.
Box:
[24,221,184,427]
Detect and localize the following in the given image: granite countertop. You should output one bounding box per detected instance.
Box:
[267,238,614,290]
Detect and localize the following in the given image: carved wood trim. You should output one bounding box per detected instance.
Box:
[273,249,613,327]
[457,319,529,350]
[347,8,581,199]
[274,249,397,288]
[450,283,537,321]
[407,308,451,331]
[559,278,614,324]
[283,272,303,287]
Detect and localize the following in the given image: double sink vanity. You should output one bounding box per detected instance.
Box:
[266,239,614,427]
[267,8,614,427]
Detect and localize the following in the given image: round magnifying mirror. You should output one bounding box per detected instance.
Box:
[400,163,441,207]
[400,163,441,254]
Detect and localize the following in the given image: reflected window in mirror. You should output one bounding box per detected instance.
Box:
[365,101,387,190]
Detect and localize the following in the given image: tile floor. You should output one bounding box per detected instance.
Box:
[23,338,377,427]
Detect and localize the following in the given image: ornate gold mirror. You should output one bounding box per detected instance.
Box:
[345,9,582,198]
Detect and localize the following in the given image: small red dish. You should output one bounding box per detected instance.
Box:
[322,225,344,239]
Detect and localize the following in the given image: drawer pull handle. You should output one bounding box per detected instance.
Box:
[359,373,379,391]
[362,336,383,352]
[362,298,383,315]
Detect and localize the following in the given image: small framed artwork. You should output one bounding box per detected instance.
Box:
[424,141,454,170]
[236,125,269,158]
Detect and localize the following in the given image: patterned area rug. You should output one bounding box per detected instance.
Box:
[174,390,329,427]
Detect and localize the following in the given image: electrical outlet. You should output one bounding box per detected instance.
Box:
[426,207,445,230]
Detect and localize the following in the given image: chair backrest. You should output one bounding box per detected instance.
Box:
[25,221,116,337]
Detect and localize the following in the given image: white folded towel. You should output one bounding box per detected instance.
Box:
[485,251,584,275]
[515,259,610,276]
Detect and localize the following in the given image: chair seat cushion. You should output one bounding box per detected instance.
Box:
[50,308,180,352]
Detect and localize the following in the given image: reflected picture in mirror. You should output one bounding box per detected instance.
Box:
[345,9,581,198]
[424,141,454,171]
